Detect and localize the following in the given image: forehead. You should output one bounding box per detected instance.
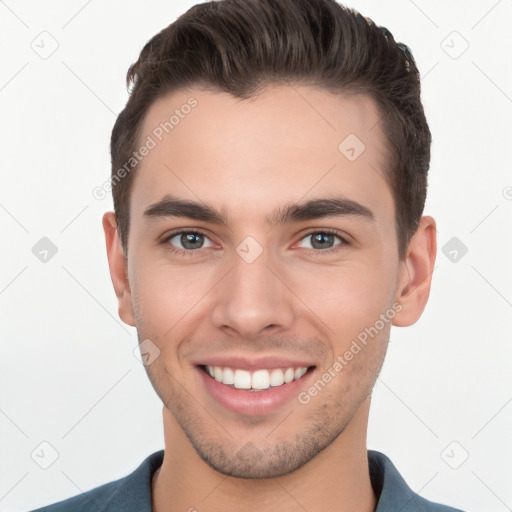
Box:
[130,84,393,225]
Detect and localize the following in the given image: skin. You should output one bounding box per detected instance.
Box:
[103,84,436,512]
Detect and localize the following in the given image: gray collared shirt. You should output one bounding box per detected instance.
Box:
[28,449,466,511]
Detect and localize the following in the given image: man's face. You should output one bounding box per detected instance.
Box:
[123,85,403,477]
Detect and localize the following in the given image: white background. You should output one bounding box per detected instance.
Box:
[1,1,511,511]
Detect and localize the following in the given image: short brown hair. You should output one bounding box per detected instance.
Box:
[110,0,431,261]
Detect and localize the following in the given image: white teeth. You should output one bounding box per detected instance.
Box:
[270,369,284,387]
[284,368,295,383]
[233,369,252,389]
[205,365,309,390]
[222,367,234,385]
[252,369,270,390]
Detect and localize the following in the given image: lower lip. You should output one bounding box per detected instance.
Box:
[197,366,315,416]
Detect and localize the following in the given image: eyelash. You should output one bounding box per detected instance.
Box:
[160,228,349,257]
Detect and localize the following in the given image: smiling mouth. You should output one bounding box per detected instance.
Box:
[200,364,315,391]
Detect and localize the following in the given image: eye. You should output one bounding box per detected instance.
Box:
[160,228,349,257]
[162,230,215,254]
[297,229,347,253]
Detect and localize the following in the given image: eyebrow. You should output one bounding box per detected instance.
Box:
[142,193,375,226]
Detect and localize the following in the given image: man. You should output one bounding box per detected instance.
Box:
[30,0,466,510]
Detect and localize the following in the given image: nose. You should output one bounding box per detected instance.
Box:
[210,247,295,340]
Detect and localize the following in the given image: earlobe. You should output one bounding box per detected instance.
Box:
[392,216,437,327]
[102,211,136,327]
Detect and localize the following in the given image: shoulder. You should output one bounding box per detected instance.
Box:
[368,450,467,512]
[27,479,125,512]
[27,450,164,512]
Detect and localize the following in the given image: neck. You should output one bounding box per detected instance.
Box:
[152,399,376,512]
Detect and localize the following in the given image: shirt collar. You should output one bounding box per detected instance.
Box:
[108,449,451,511]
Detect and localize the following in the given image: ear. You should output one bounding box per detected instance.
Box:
[102,211,136,327]
[392,215,437,327]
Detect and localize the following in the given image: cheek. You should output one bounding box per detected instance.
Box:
[130,258,215,337]
[292,258,396,343]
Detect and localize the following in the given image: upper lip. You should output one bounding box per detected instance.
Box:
[195,354,316,371]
